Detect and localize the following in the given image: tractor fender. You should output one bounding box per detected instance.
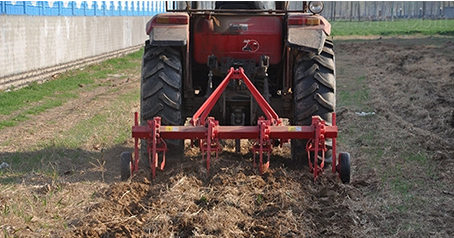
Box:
[146,13,189,47]
[287,13,331,54]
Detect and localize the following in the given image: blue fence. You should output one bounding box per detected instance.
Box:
[0,1,167,16]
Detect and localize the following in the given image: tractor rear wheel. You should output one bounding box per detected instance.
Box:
[140,41,184,165]
[291,40,336,166]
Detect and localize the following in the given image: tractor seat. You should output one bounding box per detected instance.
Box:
[215,1,265,10]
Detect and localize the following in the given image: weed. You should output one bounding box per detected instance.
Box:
[391,178,412,194]
[2,203,10,216]
[0,177,15,184]
[256,194,263,204]
[405,152,426,162]
[24,215,33,223]
[89,157,106,183]
[198,195,208,206]
[0,120,17,129]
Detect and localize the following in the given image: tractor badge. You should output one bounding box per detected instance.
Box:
[242,39,259,52]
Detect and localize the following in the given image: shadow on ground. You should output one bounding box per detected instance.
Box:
[0,143,134,185]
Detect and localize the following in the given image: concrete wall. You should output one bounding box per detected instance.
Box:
[445,7,454,18]
[0,15,151,80]
[0,1,165,16]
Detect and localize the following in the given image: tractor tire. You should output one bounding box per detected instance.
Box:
[140,41,184,165]
[291,40,336,166]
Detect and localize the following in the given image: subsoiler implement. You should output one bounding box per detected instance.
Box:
[123,67,350,183]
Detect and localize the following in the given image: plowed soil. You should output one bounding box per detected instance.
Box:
[1,36,454,237]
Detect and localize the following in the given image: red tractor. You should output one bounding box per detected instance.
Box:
[121,1,350,183]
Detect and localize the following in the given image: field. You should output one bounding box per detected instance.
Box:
[1,34,454,236]
[331,19,454,36]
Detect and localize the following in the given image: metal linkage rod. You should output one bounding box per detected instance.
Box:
[190,67,281,126]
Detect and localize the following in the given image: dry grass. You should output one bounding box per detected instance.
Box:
[72,149,358,237]
[1,178,106,237]
[2,37,454,237]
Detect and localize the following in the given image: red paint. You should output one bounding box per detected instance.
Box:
[193,16,283,65]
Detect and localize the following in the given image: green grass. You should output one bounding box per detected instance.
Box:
[0,74,92,115]
[0,49,144,130]
[0,95,78,129]
[331,19,454,36]
[337,76,371,111]
[405,152,426,162]
[51,87,139,150]
[0,149,65,176]
[0,86,140,175]
[56,113,110,149]
[0,49,143,176]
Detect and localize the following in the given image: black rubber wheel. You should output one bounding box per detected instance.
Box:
[291,40,336,166]
[337,152,351,184]
[120,152,132,181]
[140,41,184,165]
